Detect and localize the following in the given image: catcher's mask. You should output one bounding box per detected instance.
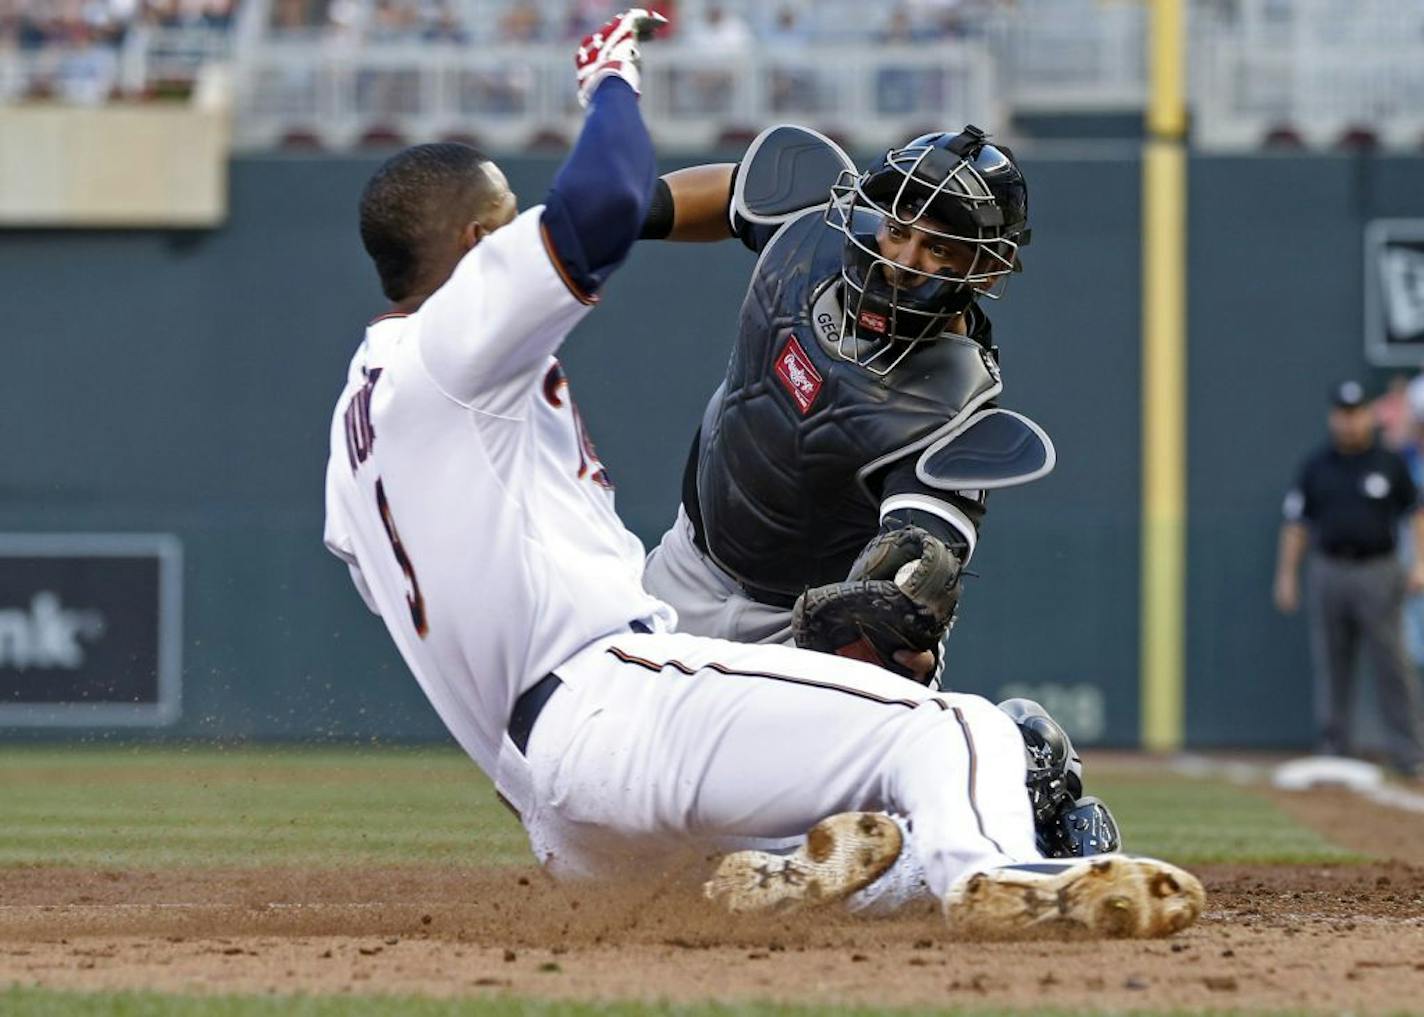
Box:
[824,125,1030,375]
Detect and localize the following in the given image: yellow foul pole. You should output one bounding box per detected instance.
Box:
[1140,0,1188,751]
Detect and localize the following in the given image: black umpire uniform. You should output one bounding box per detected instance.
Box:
[1274,380,1424,775]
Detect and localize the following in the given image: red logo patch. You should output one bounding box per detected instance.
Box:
[773,336,823,415]
[857,310,888,334]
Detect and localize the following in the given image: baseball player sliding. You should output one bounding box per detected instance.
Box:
[323,9,1203,937]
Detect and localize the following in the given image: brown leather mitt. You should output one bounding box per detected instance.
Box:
[791,526,962,684]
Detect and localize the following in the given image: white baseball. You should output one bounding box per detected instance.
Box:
[895,560,921,590]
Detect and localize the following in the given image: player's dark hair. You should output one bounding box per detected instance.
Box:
[359,142,497,302]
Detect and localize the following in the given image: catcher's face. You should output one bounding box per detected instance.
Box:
[875,217,980,283]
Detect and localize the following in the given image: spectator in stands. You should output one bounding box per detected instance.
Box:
[560,0,615,41]
[878,4,920,44]
[423,1,468,43]
[1398,375,1424,672]
[673,3,750,115]
[683,2,752,48]
[911,0,995,40]
[367,0,420,42]
[1377,374,1416,453]
[199,0,237,29]
[763,5,809,48]
[270,0,326,30]
[763,6,817,114]
[56,28,121,104]
[498,2,544,42]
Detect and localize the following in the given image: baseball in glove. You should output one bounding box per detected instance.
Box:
[791,526,962,683]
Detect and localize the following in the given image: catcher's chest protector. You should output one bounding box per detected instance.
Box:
[697,212,1001,595]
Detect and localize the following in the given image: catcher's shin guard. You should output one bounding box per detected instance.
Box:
[703,812,903,913]
[943,855,1204,939]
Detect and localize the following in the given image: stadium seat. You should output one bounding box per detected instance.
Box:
[1335,126,1379,153]
[714,127,760,150]
[439,131,484,149]
[358,125,408,149]
[1261,125,1305,150]
[525,129,570,154]
[279,128,325,152]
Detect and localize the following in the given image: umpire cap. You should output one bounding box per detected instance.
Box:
[1331,380,1368,410]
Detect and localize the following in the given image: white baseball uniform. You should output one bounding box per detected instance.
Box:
[324,202,1040,895]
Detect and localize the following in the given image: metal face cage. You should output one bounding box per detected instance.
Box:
[823,144,1020,376]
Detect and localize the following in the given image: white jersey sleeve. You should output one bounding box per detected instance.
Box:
[415,206,595,414]
[322,500,380,614]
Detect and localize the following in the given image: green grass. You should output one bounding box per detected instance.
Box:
[0,987,1366,1017]
[0,747,1358,871]
[1089,772,1361,865]
[0,746,526,869]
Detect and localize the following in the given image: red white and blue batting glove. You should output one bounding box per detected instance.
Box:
[575,8,667,108]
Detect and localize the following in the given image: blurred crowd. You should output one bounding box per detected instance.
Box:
[267,0,1009,45]
[1,0,238,48]
[0,0,238,103]
[1371,373,1424,669]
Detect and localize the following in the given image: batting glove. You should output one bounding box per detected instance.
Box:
[574,8,667,109]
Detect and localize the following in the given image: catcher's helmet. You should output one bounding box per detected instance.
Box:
[824,126,1030,372]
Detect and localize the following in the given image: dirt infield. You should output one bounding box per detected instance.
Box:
[3,785,1424,1013]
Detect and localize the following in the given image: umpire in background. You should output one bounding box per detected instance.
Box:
[1274,380,1424,777]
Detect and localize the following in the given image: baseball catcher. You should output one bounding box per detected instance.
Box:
[640,124,1054,684]
[635,127,1123,903]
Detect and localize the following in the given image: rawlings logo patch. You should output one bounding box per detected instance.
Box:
[774,336,823,415]
[857,310,888,334]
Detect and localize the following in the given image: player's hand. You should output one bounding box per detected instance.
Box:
[1407,561,1424,595]
[575,8,668,109]
[1273,572,1299,614]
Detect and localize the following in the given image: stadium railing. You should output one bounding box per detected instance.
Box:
[232,42,1000,152]
[4,0,1424,153]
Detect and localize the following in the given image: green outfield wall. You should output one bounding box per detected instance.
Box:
[1,151,1420,747]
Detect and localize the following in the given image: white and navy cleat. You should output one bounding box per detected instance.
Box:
[944,854,1204,939]
[703,812,904,913]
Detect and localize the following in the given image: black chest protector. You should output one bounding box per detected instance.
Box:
[694,211,1003,595]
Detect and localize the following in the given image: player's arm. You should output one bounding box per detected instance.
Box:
[875,458,984,565]
[641,125,855,251]
[416,11,662,404]
[641,163,778,251]
[1273,479,1311,613]
[539,80,657,302]
[641,164,737,242]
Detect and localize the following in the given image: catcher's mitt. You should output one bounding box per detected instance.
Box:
[791,527,961,683]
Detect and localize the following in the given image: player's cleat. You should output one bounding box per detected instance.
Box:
[703,812,903,913]
[943,854,1204,939]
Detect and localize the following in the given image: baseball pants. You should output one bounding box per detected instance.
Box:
[1307,552,1424,770]
[643,505,795,645]
[492,628,1038,899]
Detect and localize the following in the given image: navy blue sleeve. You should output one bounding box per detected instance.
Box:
[1284,457,1313,522]
[540,77,655,301]
[874,456,986,561]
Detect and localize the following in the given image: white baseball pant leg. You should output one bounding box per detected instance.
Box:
[495,630,1039,899]
[643,508,949,912]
